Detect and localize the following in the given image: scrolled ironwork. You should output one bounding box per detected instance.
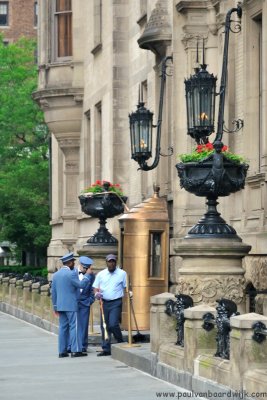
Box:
[165,294,193,347]
[23,272,33,282]
[160,146,174,157]
[39,277,49,286]
[129,56,173,171]
[252,321,267,344]
[223,119,244,134]
[202,312,215,332]
[215,4,242,143]
[202,298,239,360]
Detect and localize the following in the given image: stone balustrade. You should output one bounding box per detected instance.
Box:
[0,273,55,330]
[0,273,101,332]
[151,293,267,394]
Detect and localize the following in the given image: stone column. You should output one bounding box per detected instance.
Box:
[230,312,267,391]
[183,304,217,374]
[33,89,84,274]
[150,293,176,354]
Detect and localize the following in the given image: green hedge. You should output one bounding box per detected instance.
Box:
[0,265,48,278]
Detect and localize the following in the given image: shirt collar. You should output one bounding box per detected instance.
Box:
[106,267,118,274]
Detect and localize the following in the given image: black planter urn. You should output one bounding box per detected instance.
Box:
[79,183,127,245]
[176,153,249,238]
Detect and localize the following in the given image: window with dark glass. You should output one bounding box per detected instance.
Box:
[55,0,72,58]
[149,232,162,278]
[34,1,38,27]
[0,2,8,26]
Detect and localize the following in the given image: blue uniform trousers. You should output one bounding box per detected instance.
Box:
[77,305,91,351]
[58,311,80,354]
[101,298,123,353]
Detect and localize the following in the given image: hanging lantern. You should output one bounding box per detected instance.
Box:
[129,100,154,166]
[128,56,173,171]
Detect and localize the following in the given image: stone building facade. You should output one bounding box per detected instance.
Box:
[34,0,267,312]
[0,0,37,42]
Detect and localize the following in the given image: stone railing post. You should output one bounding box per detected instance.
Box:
[150,293,176,354]
[184,304,217,373]
[230,312,267,391]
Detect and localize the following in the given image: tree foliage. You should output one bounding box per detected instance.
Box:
[0,36,51,265]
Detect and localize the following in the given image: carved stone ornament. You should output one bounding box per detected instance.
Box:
[178,276,246,305]
[138,0,172,57]
[65,161,79,171]
[181,33,208,49]
[38,98,50,109]
[245,257,267,291]
[257,263,267,289]
[57,138,80,150]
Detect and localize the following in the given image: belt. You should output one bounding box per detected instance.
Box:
[102,297,122,303]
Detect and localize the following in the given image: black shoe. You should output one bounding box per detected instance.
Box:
[97,351,111,357]
[71,352,88,358]
[82,348,88,354]
[59,352,69,358]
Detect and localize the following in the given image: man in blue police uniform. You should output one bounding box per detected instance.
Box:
[93,254,127,356]
[77,256,95,354]
[51,252,93,358]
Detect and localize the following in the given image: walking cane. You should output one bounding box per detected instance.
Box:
[121,273,140,348]
[99,297,109,341]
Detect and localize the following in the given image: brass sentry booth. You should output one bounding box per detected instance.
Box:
[119,187,169,330]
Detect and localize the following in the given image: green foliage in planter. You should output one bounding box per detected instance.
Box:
[179,143,246,164]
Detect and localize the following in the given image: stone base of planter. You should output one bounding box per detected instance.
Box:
[173,237,251,312]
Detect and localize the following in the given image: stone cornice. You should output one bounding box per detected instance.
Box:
[246,172,266,187]
[176,0,209,13]
[32,87,84,102]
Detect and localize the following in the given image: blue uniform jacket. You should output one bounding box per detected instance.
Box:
[51,267,90,312]
[78,273,95,308]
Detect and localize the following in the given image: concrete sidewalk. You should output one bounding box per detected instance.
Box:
[0,311,195,400]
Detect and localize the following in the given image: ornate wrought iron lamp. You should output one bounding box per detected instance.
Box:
[176,4,248,239]
[129,56,173,171]
[185,40,217,144]
[129,93,153,167]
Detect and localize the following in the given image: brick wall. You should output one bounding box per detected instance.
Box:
[0,0,37,42]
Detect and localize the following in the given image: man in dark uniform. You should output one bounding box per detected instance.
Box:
[51,252,92,358]
[77,256,95,354]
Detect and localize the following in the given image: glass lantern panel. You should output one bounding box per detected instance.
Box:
[186,90,194,132]
[149,231,162,278]
[192,87,200,128]
[191,83,215,131]
[139,119,150,153]
[199,87,212,127]
[130,120,136,157]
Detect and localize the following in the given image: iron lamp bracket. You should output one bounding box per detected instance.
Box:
[223,118,244,133]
